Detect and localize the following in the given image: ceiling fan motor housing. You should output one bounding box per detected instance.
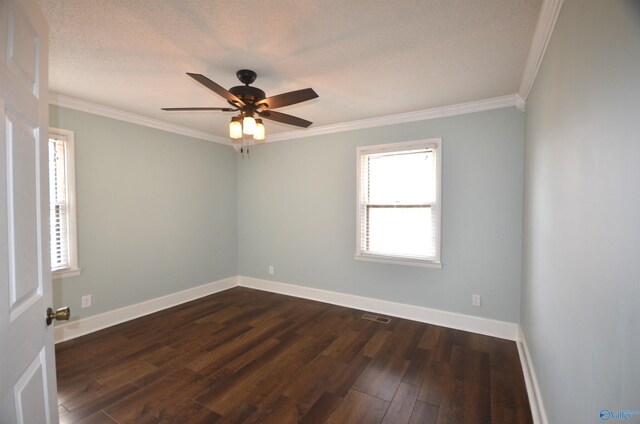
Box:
[228,85,266,109]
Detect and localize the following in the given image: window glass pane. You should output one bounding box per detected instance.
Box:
[367,150,435,204]
[357,140,441,264]
[366,206,435,259]
[49,137,69,270]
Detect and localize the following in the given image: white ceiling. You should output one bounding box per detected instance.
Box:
[39,0,542,140]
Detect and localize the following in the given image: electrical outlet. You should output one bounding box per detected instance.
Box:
[82,295,92,308]
[472,294,482,307]
[268,265,274,275]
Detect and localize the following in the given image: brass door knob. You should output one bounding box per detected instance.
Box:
[46,306,70,326]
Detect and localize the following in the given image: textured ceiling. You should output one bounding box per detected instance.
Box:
[39,0,541,139]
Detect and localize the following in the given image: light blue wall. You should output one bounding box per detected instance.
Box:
[51,105,525,325]
[238,108,525,322]
[521,0,640,422]
[50,106,237,321]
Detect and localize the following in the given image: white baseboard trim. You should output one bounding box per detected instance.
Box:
[238,276,519,341]
[55,274,520,343]
[517,326,548,424]
[54,276,238,343]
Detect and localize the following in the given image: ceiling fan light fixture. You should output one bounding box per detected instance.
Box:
[243,116,256,135]
[253,119,265,142]
[163,71,317,145]
[229,116,243,140]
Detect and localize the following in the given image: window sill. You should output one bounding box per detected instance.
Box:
[354,254,442,269]
[53,268,82,280]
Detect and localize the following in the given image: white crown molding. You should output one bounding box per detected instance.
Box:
[238,276,519,341]
[518,0,565,102]
[267,94,521,142]
[517,326,549,424]
[49,92,231,145]
[53,276,238,343]
[50,92,522,145]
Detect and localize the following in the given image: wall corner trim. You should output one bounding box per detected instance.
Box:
[518,0,565,101]
[238,276,519,341]
[517,326,549,424]
[49,92,230,145]
[53,276,238,343]
[515,94,526,112]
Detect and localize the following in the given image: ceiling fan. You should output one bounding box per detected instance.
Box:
[162,70,318,142]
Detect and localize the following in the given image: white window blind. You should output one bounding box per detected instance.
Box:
[356,139,442,267]
[48,128,80,277]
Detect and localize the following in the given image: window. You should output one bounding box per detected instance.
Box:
[356,138,442,268]
[49,128,80,278]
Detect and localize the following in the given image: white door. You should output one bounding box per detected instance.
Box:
[0,0,58,423]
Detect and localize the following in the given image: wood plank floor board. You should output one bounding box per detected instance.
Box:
[185,320,286,373]
[326,390,389,424]
[449,345,491,387]
[299,392,343,424]
[283,354,342,401]
[409,400,440,424]
[224,337,282,373]
[242,394,302,424]
[490,369,534,424]
[56,373,104,406]
[56,287,532,423]
[418,325,442,351]
[59,383,139,423]
[352,353,411,401]
[130,348,223,390]
[453,330,493,354]
[402,348,434,387]
[321,329,370,361]
[61,410,118,424]
[360,328,392,358]
[489,338,522,372]
[104,367,225,423]
[211,401,257,424]
[376,319,424,361]
[432,328,456,362]
[323,354,372,397]
[436,380,491,424]
[381,381,420,424]
[417,360,452,406]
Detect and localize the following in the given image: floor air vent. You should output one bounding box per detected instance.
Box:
[362,313,392,324]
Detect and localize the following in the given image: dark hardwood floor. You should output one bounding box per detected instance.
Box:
[55,287,532,424]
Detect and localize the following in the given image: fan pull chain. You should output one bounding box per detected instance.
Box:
[239,143,250,159]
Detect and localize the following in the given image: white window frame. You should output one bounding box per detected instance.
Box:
[49,127,81,279]
[355,138,442,269]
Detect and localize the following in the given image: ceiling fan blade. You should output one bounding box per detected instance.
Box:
[257,88,318,110]
[161,107,237,111]
[187,73,245,107]
[259,110,313,128]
